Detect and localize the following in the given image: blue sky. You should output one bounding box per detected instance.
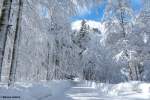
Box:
[131,0,142,13]
[71,0,142,21]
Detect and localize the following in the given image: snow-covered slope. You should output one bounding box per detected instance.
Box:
[71,20,105,32]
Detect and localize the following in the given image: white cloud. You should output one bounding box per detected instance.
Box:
[71,20,82,31]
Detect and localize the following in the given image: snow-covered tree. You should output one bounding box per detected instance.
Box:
[134,0,150,81]
[71,20,90,79]
[102,0,143,81]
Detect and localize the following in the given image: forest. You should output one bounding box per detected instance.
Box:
[0,0,150,100]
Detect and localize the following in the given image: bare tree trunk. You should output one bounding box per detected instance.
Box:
[128,60,142,81]
[134,63,139,80]
[0,0,23,85]
[128,62,133,80]
[46,43,51,80]
[0,0,12,81]
[9,0,23,85]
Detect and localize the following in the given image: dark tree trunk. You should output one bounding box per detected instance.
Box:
[9,0,23,85]
[0,0,23,85]
[0,0,12,81]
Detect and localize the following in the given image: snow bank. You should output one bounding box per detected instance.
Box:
[0,80,72,100]
[109,81,150,96]
[108,81,141,96]
[79,81,150,99]
[91,81,150,97]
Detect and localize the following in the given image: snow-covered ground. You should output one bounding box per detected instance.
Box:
[0,80,72,100]
[0,80,150,100]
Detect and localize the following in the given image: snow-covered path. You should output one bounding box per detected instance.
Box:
[48,82,105,100]
[65,86,104,100]
[47,81,150,100]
